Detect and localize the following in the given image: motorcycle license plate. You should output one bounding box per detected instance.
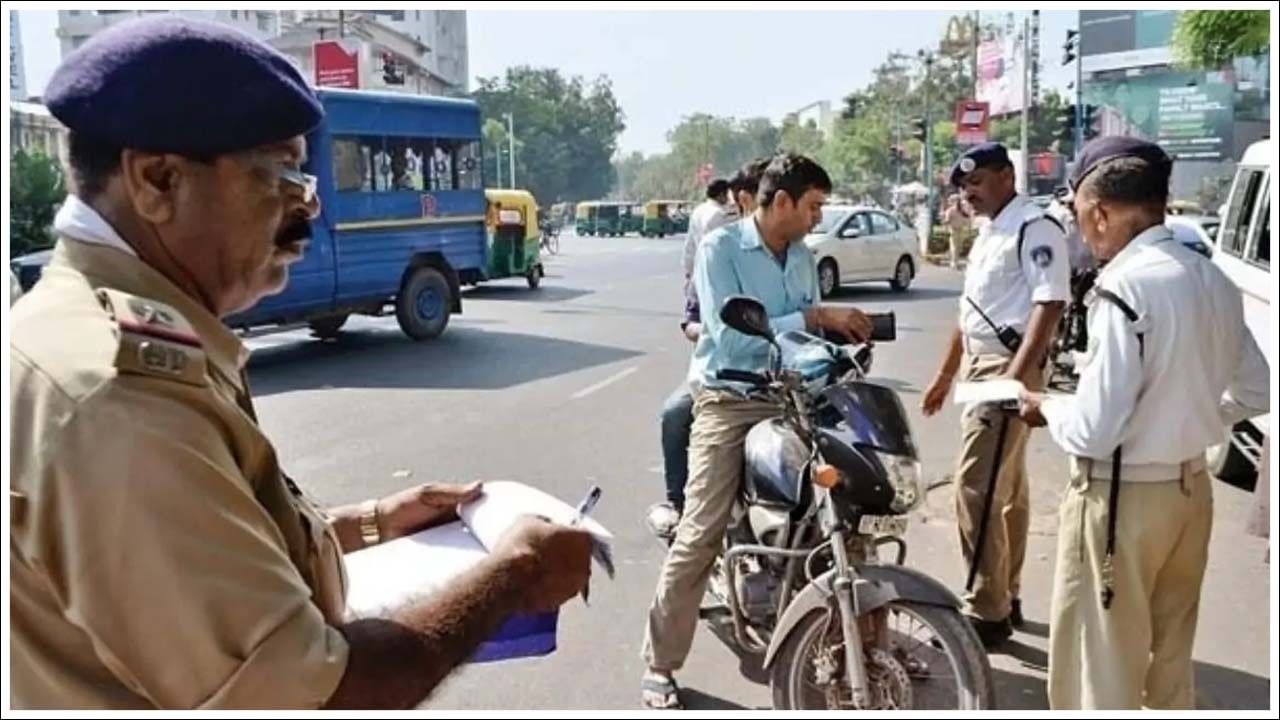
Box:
[858,514,908,536]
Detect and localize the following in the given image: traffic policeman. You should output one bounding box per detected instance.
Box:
[9,16,591,709]
[1019,137,1269,709]
[921,142,1070,648]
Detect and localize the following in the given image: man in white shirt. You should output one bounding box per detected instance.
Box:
[680,178,738,280]
[921,143,1070,648]
[1020,137,1270,710]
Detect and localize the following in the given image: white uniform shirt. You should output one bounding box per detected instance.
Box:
[1041,225,1270,474]
[1045,198,1096,271]
[960,195,1070,354]
[53,195,137,257]
[682,199,738,277]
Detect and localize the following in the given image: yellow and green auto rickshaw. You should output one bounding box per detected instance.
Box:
[641,201,671,237]
[622,203,644,235]
[671,201,694,234]
[483,189,543,289]
[576,201,600,235]
[577,201,628,236]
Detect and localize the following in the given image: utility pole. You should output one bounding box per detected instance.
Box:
[494,144,503,188]
[338,9,345,38]
[504,112,515,189]
[972,10,980,98]
[922,51,935,223]
[1074,31,1083,156]
[1020,15,1031,192]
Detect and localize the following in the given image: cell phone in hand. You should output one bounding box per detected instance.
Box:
[868,312,896,342]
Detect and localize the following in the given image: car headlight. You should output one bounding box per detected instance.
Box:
[871,449,923,514]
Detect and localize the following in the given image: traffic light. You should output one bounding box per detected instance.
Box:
[1062,29,1079,66]
[382,53,405,85]
[890,144,906,165]
[910,117,928,142]
[1081,104,1099,140]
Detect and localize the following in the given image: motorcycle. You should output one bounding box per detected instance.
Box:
[695,296,995,710]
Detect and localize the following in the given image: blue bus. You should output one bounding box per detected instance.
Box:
[226,88,487,340]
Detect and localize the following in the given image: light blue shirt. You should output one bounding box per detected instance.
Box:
[688,217,820,391]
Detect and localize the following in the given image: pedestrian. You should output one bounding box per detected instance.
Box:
[9,17,592,709]
[1019,137,1270,709]
[920,142,1070,649]
[943,193,972,269]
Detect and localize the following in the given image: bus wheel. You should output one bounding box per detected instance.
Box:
[396,266,451,340]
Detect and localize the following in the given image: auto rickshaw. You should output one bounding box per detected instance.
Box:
[483,188,543,289]
[594,202,625,236]
[641,200,676,237]
[671,202,694,234]
[622,203,645,235]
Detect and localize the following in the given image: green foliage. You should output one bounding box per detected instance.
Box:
[1172,11,1270,69]
[9,150,65,257]
[472,66,626,204]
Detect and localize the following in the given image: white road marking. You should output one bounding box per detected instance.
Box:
[571,366,640,400]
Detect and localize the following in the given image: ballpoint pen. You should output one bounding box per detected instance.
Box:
[570,485,602,605]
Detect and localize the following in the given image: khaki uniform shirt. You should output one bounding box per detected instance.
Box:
[9,239,350,709]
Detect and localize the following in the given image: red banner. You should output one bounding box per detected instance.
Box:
[954,100,991,146]
[314,41,359,89]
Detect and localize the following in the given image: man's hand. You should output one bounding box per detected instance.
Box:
[811,305,874,343]
[492,516,594,614]
[1019,390,1048,428]
[921,373,954,417]
[377,482,484,542]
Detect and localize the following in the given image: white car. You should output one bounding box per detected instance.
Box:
[804,205,919,296]
[1206,139,1271,489]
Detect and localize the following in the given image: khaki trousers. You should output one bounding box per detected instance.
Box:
[1048,459,1213,710]
[642,390,778,670]
[954,353,1037,621]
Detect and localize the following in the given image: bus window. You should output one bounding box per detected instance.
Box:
[456,140,483,190]
[333,136,380,192]
[428,143,455,191]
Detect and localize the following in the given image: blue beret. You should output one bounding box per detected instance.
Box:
[1069,136,1172,190]
[949,142,1012,187]
[45,15,322,157]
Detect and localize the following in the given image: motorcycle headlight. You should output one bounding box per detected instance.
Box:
[871,450,923,514]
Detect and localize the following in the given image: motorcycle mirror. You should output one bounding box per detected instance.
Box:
[720,295,776,343]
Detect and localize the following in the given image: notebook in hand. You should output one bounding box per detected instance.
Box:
[342,481,613,663]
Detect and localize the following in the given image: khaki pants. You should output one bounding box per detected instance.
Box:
[954,353,1036,621]
[642,390,779,671]
[1048,460,1213,710]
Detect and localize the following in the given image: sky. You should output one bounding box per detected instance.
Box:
[15,8,1077,156]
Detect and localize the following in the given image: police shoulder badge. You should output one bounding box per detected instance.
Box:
[1030,245,1054,268]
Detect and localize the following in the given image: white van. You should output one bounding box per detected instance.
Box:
[1208,139,1272,487]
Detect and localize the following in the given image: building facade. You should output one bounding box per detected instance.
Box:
[1078,9,1270,210]
[10,10,26,100]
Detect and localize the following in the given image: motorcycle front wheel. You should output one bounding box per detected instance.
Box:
[770,600,994,710]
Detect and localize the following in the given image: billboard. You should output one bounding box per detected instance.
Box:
[976,32,1026,116]
[314,40,360,89]
[1084,69,1234,161]
[1079,10,1177,73]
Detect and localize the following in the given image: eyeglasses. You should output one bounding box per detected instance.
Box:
[275,165,318,205]
[242,154,317,204]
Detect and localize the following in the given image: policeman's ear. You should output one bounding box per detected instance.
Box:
[119,150,185,225]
